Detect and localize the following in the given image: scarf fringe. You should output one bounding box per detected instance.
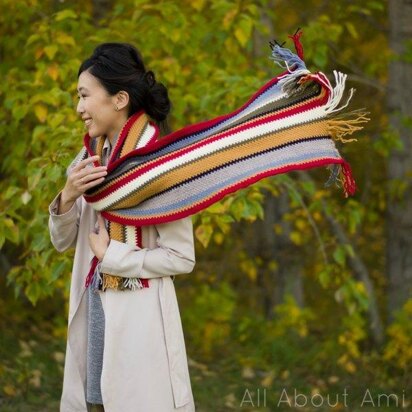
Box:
[327,110,370,143]
[288,28,304,61]
[102,274,121,291]
[91,264,103,292]
[101,273,149,292]
[324,162,357,197]
[123,277,145,291]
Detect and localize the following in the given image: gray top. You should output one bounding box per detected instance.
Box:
[86,136,116,405]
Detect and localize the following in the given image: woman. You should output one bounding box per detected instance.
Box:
[49,43,196,412]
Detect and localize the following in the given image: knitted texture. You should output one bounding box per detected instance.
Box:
[72,34,368,291]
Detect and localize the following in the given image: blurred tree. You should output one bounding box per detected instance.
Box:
[386,0,412,319]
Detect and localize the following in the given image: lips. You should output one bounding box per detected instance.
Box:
[83,118,92,127]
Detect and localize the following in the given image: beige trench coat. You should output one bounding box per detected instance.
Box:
[49,193,196,412]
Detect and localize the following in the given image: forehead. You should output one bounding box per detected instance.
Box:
[77,70,104,92]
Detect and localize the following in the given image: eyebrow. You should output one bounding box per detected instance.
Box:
[77,87,88,93]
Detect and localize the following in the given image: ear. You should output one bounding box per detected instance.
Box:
[114,90,130,111]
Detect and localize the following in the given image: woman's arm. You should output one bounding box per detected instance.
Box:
[99,217,195,279]
[48,192,82,252]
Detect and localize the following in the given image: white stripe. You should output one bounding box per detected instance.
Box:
[93,106,327,210]
[125,225,136,245]
[136,123,156,148]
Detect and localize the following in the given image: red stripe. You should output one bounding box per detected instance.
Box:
[135,226,142,248]
[100,157,346,226]
[84,135,101,167]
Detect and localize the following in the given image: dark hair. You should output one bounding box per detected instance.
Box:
[78,43,171,125]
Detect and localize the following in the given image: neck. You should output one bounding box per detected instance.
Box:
[108,113,128,144]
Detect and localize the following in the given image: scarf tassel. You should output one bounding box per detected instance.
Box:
[85,256,150,291]
[340,160,357,197]
[102,274,121,292]
[101,274,150,292]
[85,256,99,288]
[288,28,304,61]
[327,110,370,143]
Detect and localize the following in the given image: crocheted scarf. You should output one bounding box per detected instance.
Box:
[75,32,368,292]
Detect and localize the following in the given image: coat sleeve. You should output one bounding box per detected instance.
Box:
[99,217,195,278]
[48,192,82,252]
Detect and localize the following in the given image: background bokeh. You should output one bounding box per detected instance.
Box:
[1,0,411,411]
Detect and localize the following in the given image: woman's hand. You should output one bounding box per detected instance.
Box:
[59,155,107,214]
[89,214,110,261]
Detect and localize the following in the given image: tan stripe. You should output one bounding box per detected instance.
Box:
[109,221,124,242]
[96,136,105,160]
[109,119,329,210]
[120,114,149,156]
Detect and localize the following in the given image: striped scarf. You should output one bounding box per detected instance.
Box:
[75,33,368,291]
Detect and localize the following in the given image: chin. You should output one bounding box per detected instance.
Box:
[88,128,100,138]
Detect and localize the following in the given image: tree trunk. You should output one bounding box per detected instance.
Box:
[386,0,412,320]
[249,192,305,319]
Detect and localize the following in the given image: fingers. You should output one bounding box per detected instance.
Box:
[79,169,108,184]
[65,155,108,199]
[97,213,106,229]
[82,176,106,191]
[72,155,101,172]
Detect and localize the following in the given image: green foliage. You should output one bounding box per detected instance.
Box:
[182,282,236,358]
[384,299,412,370]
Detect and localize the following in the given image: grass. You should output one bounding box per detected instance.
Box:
[0,294,409,411]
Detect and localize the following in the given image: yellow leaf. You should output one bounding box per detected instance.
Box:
[47,64,59,80]
[280,369,290,380]
[53,351,65,363]
[213,232,224,245]
[223,9,237,29]
[29,369,42,388]
[234,27,247,47]
[191,0,205,11]
[206,202,226,214]
[21,191,32,205]
[195,224,212,248]
[3,384,17,397]
[328,375,340,384]
[56,32,76,46]
[241,366,255,379]
[261,370,276,387]
[35,47,44,60]
[290,231,303,245]
[34,104,48,123]
[55,9,78,21]
[44,45,58,59]
[234,17,253,47]
[295,218,307,231]
[345,361,357,373]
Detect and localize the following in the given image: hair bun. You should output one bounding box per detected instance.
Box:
[142,79,171,122]
[144,71,156,88]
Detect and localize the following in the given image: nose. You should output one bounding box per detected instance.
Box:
[76,98,84,115]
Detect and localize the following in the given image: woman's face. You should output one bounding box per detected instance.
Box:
[76,70,127,140]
